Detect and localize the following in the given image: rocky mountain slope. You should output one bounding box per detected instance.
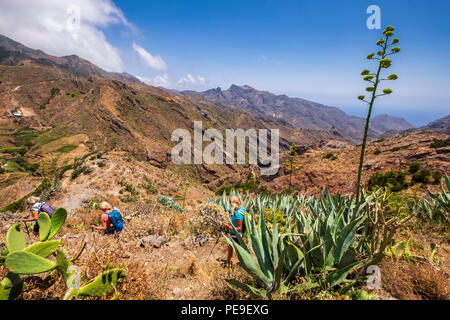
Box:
[0,34,141,84]
[0,35,350,196]
[181,85,415,142]
[268,131,450,195]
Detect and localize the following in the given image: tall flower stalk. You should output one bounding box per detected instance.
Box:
[355,26,401,200]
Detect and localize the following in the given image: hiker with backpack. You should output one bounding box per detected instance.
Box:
[90,202,124,234]
[223,196,246,266]
[23,196,56,236]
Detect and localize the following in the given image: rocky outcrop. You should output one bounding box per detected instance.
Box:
[138,235,168,249]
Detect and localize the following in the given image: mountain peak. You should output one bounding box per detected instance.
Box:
[229,84,255,91]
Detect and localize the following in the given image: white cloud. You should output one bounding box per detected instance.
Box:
[136,74,170,87]
[133,43,167,71]
[178,74,206,86]
[0,0,131,72]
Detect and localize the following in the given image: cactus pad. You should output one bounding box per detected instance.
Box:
[5,251,56,274]
[0,272,24,300]
[37,213,51,241]
[6,223,26,253]
[24,240,62,258]
[48,208,68,240]
[79,268,126,297]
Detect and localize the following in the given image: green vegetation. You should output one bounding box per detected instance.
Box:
[4,157,39,173]
[216,178,261,195]
[408,162,421,174]
[356,26,401,200]
[121,194,138,203]
[0,210,126,300]
[141,177,157,194]
[286,143,300,191]
[433,171,443,183]
[430,138,450,149]
[57,144,78,154]
[412,170,431,184]
[324,152,338,160]
[66,90,78,99]
[368,170,409,192]
[374,149,381,155]
[390,145,409,152]
[211,188,412,299]
[410,174,449,223]
[50,87,60,98]
[158,196,184,213]
[0,146,27,156]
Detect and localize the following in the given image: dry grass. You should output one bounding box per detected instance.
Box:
[381,260,450,300]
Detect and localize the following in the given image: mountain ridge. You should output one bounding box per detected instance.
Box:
[180,84,415,142]
[0,34,142,84]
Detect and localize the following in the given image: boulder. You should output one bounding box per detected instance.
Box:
[183,234,209,250]
[146,145,168,168]
[138,235,168,248]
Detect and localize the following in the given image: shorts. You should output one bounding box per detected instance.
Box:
[230,235,239,244]
[33,222,39,233]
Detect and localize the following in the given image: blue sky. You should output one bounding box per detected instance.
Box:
[1,0,449,125]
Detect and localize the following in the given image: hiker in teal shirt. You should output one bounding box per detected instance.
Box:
[223,196,245,266]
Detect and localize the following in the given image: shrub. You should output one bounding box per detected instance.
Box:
[141,177,157,194]
[50,87,60,98]
[412,170,431,184]
[374,149,381,155]
[0,146,27,156]
[368,170,409,192]
[121,194,138,203]
[408,162,421,174]
[124,184,137,194]
[158,196,184,212]
[432,171,442,183]
[215,179,261,195]
[11,157,39,172]
[71,166,89,179]
[324,152,335,159]
[430,138,450,149]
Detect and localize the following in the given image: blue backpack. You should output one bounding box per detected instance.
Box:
[236,207,247,234]
[105,209,124,234]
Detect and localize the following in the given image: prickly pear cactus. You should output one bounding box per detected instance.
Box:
[37,213,51,241]
[0,272,24,300]
[5,251,57,274]
[24,240,62,258]
[79,266,126,297]
[6,223,26,252]
[48,208,67,240]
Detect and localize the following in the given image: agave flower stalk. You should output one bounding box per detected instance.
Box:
[355,26,401,200]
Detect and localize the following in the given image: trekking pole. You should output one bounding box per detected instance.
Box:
[21,213,30,239]
[205,234,221,263]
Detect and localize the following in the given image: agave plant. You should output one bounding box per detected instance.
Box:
[221,189,383,298]
[226,209,309,299]
[0,208,126,300]
[212,186,417,298]
[412,174,449,223]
